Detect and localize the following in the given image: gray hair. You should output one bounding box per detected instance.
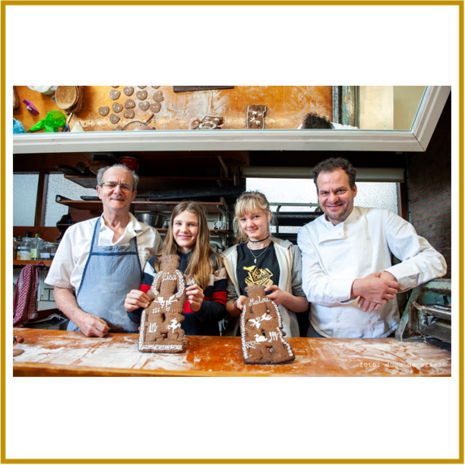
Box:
[96,164,140,191]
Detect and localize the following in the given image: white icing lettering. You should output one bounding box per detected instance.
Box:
[163,273,178,281]
[148,323,157,333]
[249,296,270,306]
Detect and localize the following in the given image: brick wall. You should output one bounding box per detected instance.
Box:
[406,97,451,277]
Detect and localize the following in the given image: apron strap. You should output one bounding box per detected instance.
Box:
[77,218,101,297]
[133,234,142,278]
[89,217,101,253]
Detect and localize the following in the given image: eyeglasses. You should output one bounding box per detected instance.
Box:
[100,182,133,192]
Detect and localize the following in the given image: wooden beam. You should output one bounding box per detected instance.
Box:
[34,173,48,227]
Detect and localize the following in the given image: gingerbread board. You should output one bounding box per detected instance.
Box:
[139,255,186,353]
[246,105,267,129]
[198,115,223,130]
[240,285,295,364]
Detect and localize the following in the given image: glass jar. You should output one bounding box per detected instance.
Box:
[31,234,42,260]
[50,242,58,259]
[40,242,58,260]
[16,236,22,260]
[18,237,33,260]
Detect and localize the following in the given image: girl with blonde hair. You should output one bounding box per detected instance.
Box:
[125,201,227,335]
[222,191,308,337]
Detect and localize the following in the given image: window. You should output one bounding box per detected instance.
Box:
[247,178,399,234]
[44,174,96,227]
[13,174,39,226]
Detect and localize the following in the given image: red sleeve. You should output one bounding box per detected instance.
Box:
[210,290,227,305]
[140,283,151,294]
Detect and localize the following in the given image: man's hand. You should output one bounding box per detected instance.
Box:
[53,286,110,338]
[352,272,399,313]
[124,289,150,312]
[76,313,110,337]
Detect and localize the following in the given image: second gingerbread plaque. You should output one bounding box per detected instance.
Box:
[240,285,295,364]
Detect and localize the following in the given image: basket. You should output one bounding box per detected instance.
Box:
[13,86,19,110]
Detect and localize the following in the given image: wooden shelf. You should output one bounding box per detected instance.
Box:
[13,260,52,267]
[64,175,234,192]
[56,197,229,214]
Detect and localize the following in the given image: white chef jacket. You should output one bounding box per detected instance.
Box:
[45,213,163,292]
[297,207,447,338]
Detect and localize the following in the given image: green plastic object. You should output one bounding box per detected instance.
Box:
[27,111,66,133]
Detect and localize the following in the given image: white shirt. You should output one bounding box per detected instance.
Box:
[45,213,162,292]
[297,207,447,338]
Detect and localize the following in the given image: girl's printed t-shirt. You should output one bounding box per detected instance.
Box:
[236,243,280,296]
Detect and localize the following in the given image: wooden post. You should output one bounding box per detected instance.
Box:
[34,172,49,227]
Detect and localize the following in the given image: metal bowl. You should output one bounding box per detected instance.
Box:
[136,213,167,229]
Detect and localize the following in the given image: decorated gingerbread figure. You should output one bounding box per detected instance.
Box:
[139,254,186,353]
[240,284,295,364]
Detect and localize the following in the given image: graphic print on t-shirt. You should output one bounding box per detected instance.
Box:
[243,265,274,287]
[237,243,280,296]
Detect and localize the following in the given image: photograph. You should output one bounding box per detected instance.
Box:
[4,2,460,463]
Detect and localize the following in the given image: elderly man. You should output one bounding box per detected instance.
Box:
[45,165,162,337]
[297,157,447,338]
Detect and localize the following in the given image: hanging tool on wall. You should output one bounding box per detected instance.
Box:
[121,113,155,130]
[62,113,74,132]
[22,99,39,116]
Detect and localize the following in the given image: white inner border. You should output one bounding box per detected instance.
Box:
[5,3,460,461]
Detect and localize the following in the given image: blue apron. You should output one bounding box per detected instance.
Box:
[70,217,141,333]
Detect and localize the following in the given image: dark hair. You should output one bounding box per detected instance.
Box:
[302,112,333,129]
[312,157,357,189]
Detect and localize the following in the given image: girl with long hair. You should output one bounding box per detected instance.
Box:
[124,201,227,335]
[222,191,308,337]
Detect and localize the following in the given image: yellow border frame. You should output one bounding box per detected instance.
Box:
[0,0,465,465]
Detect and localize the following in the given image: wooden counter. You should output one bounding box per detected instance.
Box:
[12,329,451,377]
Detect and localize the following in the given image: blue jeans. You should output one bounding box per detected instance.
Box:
[306,322,327,338]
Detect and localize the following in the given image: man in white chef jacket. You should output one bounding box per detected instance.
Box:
[297,157,447,338]
[45,165,162,337]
